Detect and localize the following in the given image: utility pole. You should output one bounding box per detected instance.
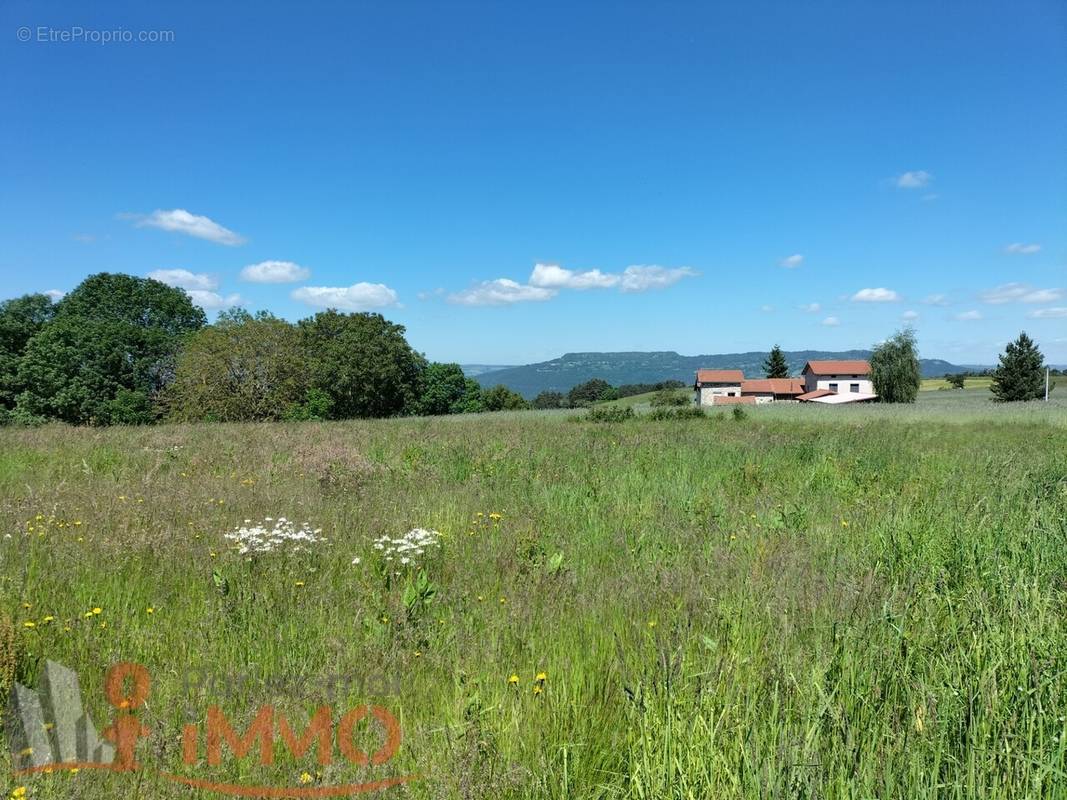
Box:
[1046,367,1051,402]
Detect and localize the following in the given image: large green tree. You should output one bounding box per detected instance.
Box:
[299,310,425,419]
[482,384,529,411]
[567,378,615,407]
[15,274,205,424]
[532,390,566,409]
[416,362,484,415]
[0,293,55,411]
[870,328,921,403]
[991,332,1046,402]
[165,309,308,422]
[763,344,789,379]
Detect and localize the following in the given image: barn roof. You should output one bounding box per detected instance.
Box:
[696,369,744,383]
[741,378,805,395]
[711,395,757,405]
[802,360,871,375]
[797,388,837,401]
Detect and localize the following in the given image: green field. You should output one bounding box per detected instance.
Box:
[2,401,1067,798]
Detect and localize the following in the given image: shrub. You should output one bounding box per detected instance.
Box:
[584,405,635,423]
[650,389,690,408]
[732,406,748,421]
[647,406,706,420]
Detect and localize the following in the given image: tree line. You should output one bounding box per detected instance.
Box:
[0,275,1054,426]
[0,273,532,425]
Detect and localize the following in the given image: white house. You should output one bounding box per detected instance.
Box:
[694,369,744,406]
[798,360,877,403]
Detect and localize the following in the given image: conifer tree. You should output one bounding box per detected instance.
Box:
[763,345,790,379]
[991,332,1046,402]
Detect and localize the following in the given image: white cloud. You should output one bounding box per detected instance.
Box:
[240,260,311,284]
[851,287,901,303]
[126,209,245,246]
[821,316,840,327]
[901,310,920,321]
[447,279,556,307]
[921,293,949,306]
[981,282,1064,304]
[528,263,620,290]
[1022,288,1065,303]
[954,310,982,321]
[760,304,774,313]
[895,170,931,189]
[147,268,218,291]
[800,302,821,313]
[619,265,697,292]
[1004,243,1041,255]
[292,283,400,311]
[186,290,241,310]
[1028,307,1067,319]
[779,254,804,268]
[44,289,66,301]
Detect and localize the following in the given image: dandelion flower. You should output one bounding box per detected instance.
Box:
[532,685,543,695]
[535,672,547,682]
[22,621,35,629]
[146,607,155,614]
[294,581,305,587]
[92,607,102,615]
[42,615,55,624]
[299,772,313,785]
[508,674,519,685]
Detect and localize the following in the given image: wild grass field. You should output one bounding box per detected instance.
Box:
[2,397,1066,799]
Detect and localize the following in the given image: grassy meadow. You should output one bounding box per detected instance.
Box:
[2,396,1067,798]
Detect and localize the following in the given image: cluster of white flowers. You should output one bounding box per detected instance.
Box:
[357,527,440,567]
[225,517,326,555]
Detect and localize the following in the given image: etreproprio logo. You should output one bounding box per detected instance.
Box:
[6,660,418,796]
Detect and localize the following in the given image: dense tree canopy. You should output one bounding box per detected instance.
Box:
[991,332,1046,402]
[870,328,921,403]
[532,390,567,409]
[15,274,205,424]
[165,309,308,422]
[299,310,426,419]
[416,362,484,415]
[568,378,616,406]
[0,293,55,411]
[482,384,529,411]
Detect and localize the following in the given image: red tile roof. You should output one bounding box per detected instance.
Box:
[711,395,757,405]
[741,378,805,395]
[802,360,871,375]
[797,389,837,401]
[696,369,744,383]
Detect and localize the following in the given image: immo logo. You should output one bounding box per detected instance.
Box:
[6,660,418,797]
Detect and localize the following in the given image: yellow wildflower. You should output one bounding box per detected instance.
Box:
[22,621,35,629]
[146,607,155,614]
[535,671,547,682]
[532,684,543,695]
[299,772,313,785]
[92,607,102,615]
[508,674,519,685]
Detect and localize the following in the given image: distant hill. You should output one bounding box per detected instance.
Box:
[471,351,983,398]
[459,364,518,377]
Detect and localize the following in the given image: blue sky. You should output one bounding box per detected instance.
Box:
[2,0,1065,365]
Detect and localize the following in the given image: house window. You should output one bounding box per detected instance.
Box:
[850,383,860,393]
[828,382,838,392]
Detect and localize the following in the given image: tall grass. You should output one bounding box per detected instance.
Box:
[1,402,1065,798]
